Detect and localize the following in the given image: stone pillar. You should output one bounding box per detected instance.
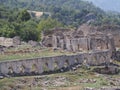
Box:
[0,63,9,74]
[57,36,61,47]
[47,58,54,71]
[58,56,65,68]
[52,35,57,48]
[90,38,96,51]
[65,37,72,51]
[37,60,43,74]
[71,39,76,52]
[108,35,116,52]
[68,56,75,65]
[12,62,21,74]
[60,39,64,49]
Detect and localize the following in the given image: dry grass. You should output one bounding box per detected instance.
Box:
[0,46,74,61]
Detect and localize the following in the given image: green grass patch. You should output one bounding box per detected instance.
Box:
[0,48,74,61]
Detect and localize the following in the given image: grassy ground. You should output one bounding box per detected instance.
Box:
[0,46,74,61]
[0,67,119,90]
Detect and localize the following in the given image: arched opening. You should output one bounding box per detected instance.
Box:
[75,58,79,64]
[96,39,102,50]
[101,40,107,49]
[20,65,25,74]
[96,39,107,50]
[100,56,106,64]
[64,60,69,68]
[8,66,14,74]
[54,61,59,71]
[83,57,88,65]
[43,62,49,72]
[31,64,38,74]
[92,56,97,65]
[48,44,52,47]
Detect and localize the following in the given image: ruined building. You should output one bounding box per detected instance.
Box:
[42,24,115,52]
[0,36,21,47]
[0,24,117,76]
[97,25,120,48]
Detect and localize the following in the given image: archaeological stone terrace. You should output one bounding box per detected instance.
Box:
[0,50,111,76]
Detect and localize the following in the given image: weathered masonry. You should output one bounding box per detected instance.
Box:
[0,50,111,76]
[0,36,21,47]
[42,25,115,52]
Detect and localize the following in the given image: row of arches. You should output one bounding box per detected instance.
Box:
[7,58,80,75]
[5,52,110,76]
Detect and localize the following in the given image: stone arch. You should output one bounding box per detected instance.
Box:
[96,39,102,50]
[8,66,14,74]
[54,61,59,70]
[20,64,25,74]
[64,59,69,68]
[92,56,97,65]
[75,58,79,64]
[99,55,106,64]
[96,39,107,50]
[83,57,88,65]
[43,62,49,72]
[31,64,38,73]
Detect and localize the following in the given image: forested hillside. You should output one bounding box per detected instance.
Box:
[0,4,62,41]
[0,0,104,26]
[0,0,103,12]
[0,0,120,41]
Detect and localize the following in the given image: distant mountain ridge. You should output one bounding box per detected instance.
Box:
[85,0,120,12]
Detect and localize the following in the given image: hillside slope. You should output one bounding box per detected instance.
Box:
[0,0,105,26]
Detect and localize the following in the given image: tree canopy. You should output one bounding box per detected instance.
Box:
[0,0,120,41]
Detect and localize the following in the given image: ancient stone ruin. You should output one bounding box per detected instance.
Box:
[0,24,119,77]
[42,24,116,52]
[0,36,21,47]
[0,50,111,76]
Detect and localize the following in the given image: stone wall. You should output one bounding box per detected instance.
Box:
[42,27,115,52]
[0,50,111,76]
[97,25,120,48]
[0,37,13,47]
[0,36,21,47]
[50,34,114,52]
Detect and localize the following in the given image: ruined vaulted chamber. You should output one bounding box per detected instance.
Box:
[42,24,116,52]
